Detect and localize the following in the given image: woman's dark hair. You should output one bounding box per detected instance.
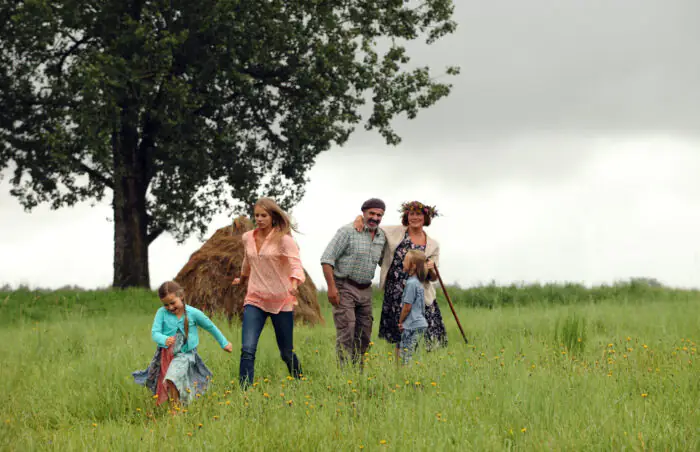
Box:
[401,210,432,227]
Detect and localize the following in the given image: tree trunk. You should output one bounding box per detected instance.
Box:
[112,103,151,289]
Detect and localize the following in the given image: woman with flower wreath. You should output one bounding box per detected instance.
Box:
[352,201,447,356]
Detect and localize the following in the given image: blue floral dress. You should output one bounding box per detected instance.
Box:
[378,232,448,349]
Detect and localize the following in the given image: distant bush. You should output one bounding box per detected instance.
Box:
[430,279,697,309]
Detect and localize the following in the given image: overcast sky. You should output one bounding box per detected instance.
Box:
[2,0,700,290]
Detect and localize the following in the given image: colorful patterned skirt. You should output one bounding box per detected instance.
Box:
[132,333,214,405]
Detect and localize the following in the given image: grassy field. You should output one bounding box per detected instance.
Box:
[1,283,698,451]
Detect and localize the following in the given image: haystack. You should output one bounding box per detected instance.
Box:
[174,216,324,325]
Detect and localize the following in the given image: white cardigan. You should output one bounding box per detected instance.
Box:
[378,225,441,305]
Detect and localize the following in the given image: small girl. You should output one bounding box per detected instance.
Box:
[133,280,232,408]
[398,250,429,365]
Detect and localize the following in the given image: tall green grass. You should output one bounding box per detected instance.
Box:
[1,285,698,450]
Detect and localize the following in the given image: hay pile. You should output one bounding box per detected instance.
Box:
[174,216,324,326]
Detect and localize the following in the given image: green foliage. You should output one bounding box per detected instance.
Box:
[430,280,696,309]
[1,289,698,450]
[0,0,460,240]
[553,312,587,356]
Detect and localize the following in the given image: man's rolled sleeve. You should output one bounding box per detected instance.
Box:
[320,227,350,267]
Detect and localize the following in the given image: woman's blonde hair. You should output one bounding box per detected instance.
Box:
[405,249,428,283]
[254,197,298,243]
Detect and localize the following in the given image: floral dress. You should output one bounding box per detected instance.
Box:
[378,232,448,350]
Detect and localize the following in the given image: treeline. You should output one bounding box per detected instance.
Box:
[427,279,699,309]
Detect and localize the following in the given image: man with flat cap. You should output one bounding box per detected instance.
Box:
[321,198,387,368]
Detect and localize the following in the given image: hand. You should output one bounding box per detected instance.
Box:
[353,215,363,232]
[426,259,435,271]
[231,277,241,286]
[398,322,404,332]
[288,286,299,297]
[327,286,340,306]
[165,336,176,347]
[223,342,233,353]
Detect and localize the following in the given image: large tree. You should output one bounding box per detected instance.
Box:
[0,0,459,288]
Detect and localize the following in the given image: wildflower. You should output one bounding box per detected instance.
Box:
[187,432,193,437]
[152,395,159,399]
[280,393,285,397]
[359,446,365,450]
[431,382,437,387]
[521,428,527,433]
[92,423,97,427]
[379,440,387,445]
[136,408,141,412]
[263,393,270,398]
[198,423,203,428]
[347,380,353,385]
[641,393,648,398]
[226,400,231,405]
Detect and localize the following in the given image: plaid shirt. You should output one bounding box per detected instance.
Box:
[320,223,387,284]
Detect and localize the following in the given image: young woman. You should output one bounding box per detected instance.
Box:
[232,198,305,387]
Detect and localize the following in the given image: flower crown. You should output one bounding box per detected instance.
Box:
[400,201,439,219]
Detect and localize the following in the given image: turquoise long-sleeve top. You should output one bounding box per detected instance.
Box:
[151,305,229,353]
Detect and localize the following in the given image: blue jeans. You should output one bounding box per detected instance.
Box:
[399,327,426,365]
[239,305,302,387]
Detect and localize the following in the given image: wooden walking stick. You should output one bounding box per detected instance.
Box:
[433,264,469,345]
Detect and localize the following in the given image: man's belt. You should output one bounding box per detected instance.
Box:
[336,277,372,290]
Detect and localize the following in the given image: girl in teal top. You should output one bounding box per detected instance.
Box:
[133,281,232,408]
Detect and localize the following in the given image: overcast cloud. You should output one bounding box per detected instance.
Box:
[2,0,700,290]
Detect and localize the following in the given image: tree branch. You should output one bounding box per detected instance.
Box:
[54,35,92,74]
[147,226,164,245]
[69,156,114,189]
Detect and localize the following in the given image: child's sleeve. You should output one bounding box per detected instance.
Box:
[151,309,169,348]
[192,308,229,348]
[401,281,417,305]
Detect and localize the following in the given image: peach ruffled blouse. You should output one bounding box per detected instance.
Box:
[241,229,306,313]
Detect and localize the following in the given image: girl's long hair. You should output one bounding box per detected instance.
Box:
[255,197,298,243]
[406,250,428,283]
[157,280,189,342]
